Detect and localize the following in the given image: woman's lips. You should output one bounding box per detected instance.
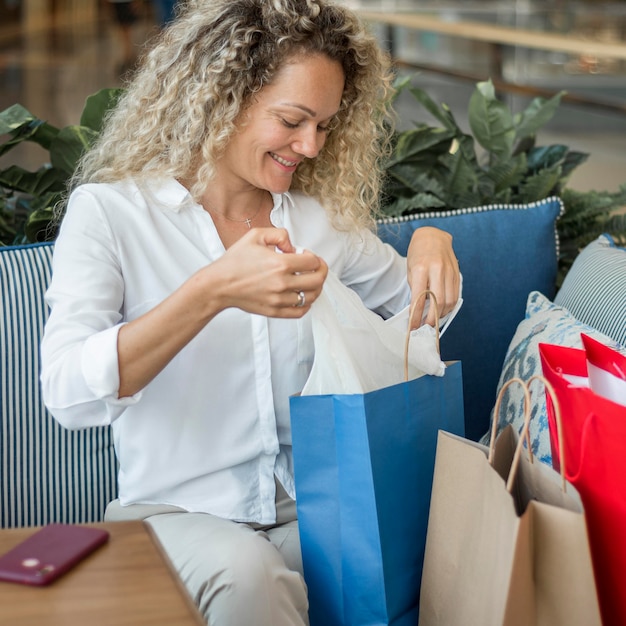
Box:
[270,152,299,168]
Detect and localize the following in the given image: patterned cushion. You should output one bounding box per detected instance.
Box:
[555,234,626,346]
[377,197,564,441]
[479,291,626,464]
[0,243,118,528]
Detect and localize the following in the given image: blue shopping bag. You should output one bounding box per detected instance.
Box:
[290,361,464,626]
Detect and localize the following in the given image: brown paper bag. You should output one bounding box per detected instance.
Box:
[418,376,601,626]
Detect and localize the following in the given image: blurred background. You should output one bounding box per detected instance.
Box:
[1,0,625,194]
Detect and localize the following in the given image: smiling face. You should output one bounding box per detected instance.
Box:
[217,53,345,195]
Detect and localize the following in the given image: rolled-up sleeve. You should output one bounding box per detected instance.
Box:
[40,188,142,430]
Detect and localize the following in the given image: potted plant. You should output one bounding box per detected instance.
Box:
[2,79,625,280]
[0,88,123,245]
[380,77,626,282]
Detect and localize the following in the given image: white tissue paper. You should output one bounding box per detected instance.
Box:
[301,270,463,395]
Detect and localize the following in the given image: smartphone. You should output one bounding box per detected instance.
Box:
[0,524,110,586]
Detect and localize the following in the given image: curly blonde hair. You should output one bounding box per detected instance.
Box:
[73,0,394,231]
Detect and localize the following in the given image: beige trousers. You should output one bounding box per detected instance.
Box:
[105,482,309,626]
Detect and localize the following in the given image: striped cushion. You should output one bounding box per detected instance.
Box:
[555,234,626,347]
[0,243,118,528]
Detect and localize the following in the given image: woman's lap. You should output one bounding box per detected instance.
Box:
[146,511,308,624]
[104,483,308,625]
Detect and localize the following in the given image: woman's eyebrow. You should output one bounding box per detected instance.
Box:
[280,102,317,117]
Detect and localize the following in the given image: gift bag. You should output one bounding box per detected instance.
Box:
[419,376,601,626]
[582,332,626,406]
[290,276,465,626]
[540,340,626,625]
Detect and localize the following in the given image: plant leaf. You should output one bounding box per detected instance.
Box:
[25,206,57,242]
[50,125,99,174]
[387,126,454,167]
[518,167,562,202]
[556,187,626,284]
[0,119,60,157]
[512,134,536,157]
[476,169,497,200]
[486,153,527,194]
[0,193,17,241]
[527,145,569,172]
[383,193,446,217]
[27,121,61,151]
[385,162,448,195]
[382,166,447,205]
[408,86,459,132]
[514,91,565,141]
[468,80,515,162]
[0,164,67,196]
[0,130,30,158]
[80,88,124,132]
[390,75,413,104]
[0,104,35,134]
[443,153,482,208]
[385,163,426,195]
[560,150,589,180]
[454,133,479,169]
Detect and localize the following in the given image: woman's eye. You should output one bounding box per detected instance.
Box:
[319,118,337,133]
[281,118,332,132]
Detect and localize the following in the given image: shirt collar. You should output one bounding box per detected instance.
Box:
[148,179,295,218]
[270,191,296,228]
[145,178,193,213]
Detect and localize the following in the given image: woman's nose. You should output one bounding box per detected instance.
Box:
[292,125,325,159]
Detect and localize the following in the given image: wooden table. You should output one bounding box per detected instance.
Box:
[0,521,205,626]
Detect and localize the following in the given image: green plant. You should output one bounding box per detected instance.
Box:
[2,81,625,284]
[381,77,626,280]
[0,88,123,245]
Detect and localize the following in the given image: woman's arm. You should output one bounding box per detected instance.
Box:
[117,228,327,397]
[41,189,326,425]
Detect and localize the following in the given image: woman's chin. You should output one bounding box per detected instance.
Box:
[264,178,293,195]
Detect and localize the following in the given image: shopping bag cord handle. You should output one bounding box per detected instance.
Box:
[489,377,532,464]
[524,375,566,493]
[404,290,440,381]
[490,376,567,494]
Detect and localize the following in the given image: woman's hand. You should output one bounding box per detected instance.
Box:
[117,228,327,397]
[406,226,460,329]
[209,227,328,318]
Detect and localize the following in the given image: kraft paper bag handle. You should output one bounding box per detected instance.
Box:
[404,290,440,382]
[505,375,567,494]
[488,377,532,465]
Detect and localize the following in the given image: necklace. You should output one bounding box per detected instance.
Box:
[207,201,264,229]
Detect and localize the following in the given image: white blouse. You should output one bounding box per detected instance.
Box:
[41,179,410,523]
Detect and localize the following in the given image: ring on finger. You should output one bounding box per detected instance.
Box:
[295,290,306,308]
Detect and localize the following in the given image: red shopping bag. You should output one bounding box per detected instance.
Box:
[582,333,626,407]
[539,341,626,626]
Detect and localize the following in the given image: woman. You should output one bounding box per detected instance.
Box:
[41,0,460,623]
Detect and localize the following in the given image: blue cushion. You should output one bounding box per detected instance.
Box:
[377,197,563,441]
[0,243,118,528]
[555,234,626,347]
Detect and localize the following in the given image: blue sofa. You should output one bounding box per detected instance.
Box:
[5,195,622,528]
